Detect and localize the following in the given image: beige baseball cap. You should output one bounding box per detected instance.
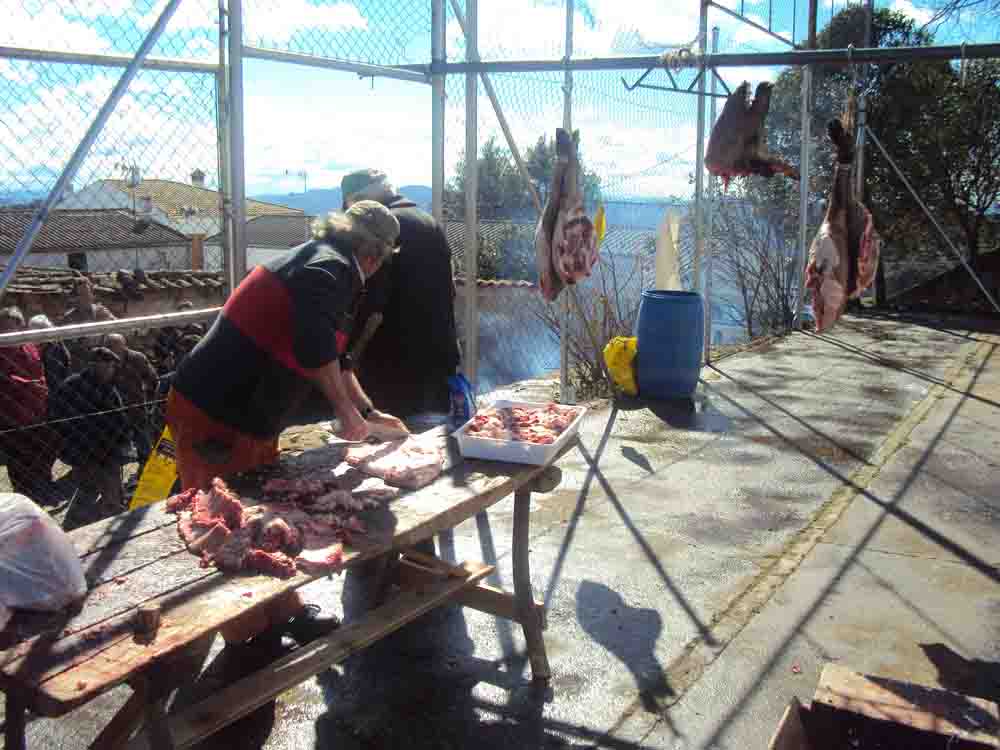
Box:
[345,199,400,248]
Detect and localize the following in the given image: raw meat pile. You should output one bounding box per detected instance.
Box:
[344,437,445,490]
[167,475,383,579]
[464,403,582,444]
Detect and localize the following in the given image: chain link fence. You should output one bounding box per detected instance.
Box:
[3,0,998,508]
[0,310,212,529]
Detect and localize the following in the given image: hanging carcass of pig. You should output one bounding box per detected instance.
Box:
[705,81,799,190]
[534,128,605,302]
[803,103,881,333]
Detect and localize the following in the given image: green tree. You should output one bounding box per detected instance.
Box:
[733,7,1000,309]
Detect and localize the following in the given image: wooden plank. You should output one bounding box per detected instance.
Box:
[813,663,999,748]
[69,503,178,558]
[125,560,493,750]
[396,556,546,630]
[768,698,813,750]
[4,429,570,715]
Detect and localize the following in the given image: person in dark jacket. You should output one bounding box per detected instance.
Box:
[49,346,129,509]
[0,307,51,501]
[341,169,461,418]
[166,200,407,646]
[28,314,72,391]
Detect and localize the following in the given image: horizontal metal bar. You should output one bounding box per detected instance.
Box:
[433,42,1000,73]
[0,45,221,74]
[0,308,219,346]
[708,2,798,49]
[242,46,430,83]
[632,82,730,98]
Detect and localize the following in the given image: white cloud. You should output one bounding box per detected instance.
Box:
[244,0,367,45]
[0,70,217,194]
[1,4,109,53]
[889,0,935,25]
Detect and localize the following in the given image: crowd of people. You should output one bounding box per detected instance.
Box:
[0,278,205,519]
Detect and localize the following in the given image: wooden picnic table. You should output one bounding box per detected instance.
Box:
[0,425,568,750]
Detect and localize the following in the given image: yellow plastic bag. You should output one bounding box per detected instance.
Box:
[129,425,179,510]
[603,336,639,396]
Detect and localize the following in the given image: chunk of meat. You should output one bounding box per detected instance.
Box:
[213,526,255,572]
[307,490,355,513]
[345,438,444,490]
[296,544,344,576]
[178,514,231,557]
[258,516,299,554]
[166,488,197,513]
[706,81,799,191]
[245,549,296,578]
[190,478,243,529]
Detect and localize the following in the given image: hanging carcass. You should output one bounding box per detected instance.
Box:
[535,128,606,302]
[705,81,799,190]
[804,104,881,333]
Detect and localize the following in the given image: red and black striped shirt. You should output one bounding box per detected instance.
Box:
[173,240,362,437]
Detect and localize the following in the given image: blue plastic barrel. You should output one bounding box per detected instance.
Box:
[635,290,705,400]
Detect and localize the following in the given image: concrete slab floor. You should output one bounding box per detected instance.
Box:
[625,330,1000,750]
[5,316,997,750]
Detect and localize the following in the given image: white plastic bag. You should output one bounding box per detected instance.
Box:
[0,494,87,618]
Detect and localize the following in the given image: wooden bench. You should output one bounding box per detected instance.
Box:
[1,427,570,749]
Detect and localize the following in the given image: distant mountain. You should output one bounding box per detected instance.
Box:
[251,185,433,216]
[0,190,45,207]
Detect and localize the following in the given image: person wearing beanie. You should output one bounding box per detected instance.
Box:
[340,169,461,418]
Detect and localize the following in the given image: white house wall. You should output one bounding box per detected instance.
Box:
[26,245,192,272]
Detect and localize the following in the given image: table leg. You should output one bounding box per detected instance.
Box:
[89,681,149,750]
[513,487,551,682]
[144,698,175,750]
[4,692,27,750]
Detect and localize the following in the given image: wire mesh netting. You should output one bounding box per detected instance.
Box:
[3,0,998,428]
[243,0,431,65]
[0,310,212,529]
[2,0,229,292]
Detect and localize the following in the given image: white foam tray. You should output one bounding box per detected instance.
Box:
[452,400,587,466]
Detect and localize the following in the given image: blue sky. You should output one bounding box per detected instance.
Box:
[0,0,988,205]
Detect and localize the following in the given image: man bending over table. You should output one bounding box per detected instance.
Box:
[166,200,409,646]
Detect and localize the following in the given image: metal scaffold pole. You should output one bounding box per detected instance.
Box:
[432,0,446,223]
[226,0,247,290]
[560,0,574,404]
[0,0,185,294]
[463,0,479,388]
[693,0,708,297]
[704,26,719,363]
[795,0,818,330]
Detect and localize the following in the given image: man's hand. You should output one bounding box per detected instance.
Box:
[336,406,371,442]
[368,410,410,436]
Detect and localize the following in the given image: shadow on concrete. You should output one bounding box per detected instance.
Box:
[576,581,674,713]
[805,329,1000,410]
[616,395,732,434]
[309,557,659,750]
[920,643,1000,704]
[700,339,998,748]
[170,638,285,750]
